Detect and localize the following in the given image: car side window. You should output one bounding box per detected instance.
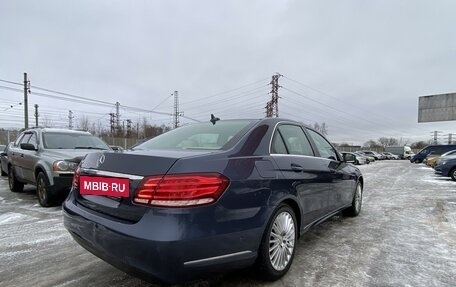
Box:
[14,134,25,147]
[28,133,38,147]
[306,129,338,160]
[276,125,314,156]
[271,132,288,154]
[20,133,32,145]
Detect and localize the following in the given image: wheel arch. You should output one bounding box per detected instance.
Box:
[34,163,54,185]
[277,198,302,238]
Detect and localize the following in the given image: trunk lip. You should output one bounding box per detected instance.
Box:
[79,168,144,180]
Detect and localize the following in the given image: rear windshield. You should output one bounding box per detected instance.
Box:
[134,120,254,150]
[43,132,109,150]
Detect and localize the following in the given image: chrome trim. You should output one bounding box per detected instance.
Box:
[183,250,252,266]
[268,121,317,155]
[270,153,317,160]
[80,168,144,180]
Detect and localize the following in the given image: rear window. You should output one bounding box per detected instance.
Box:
[43,132,109,150]
[135,120,254,150]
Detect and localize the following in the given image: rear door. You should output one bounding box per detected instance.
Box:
[11,133,32,181]
[270,124,330,226]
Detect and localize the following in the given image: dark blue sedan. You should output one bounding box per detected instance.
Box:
[63,118,363,284]
[434,155,456,181]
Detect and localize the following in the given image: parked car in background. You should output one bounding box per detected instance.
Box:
[411,144,456,163]
[0,144,9,176]
[434,155,456,181]
[343,152,367,165]
[359,150,382,160]
[7,128,110,206]
[382,152,399,160]
[64,118,364,284]
[384,146,413,160]
[354,151,374,163]
[431,150,456,168]
[109,145,124,152]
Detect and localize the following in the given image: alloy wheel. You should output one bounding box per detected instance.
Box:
[354,184,362,213]
[269,211,296,271]
[37,177,47,202]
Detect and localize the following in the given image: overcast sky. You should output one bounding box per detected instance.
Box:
[1,0,456,145]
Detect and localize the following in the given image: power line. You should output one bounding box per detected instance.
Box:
[0,79,22,86]
[180,77,269,105]
[282,75,407,130]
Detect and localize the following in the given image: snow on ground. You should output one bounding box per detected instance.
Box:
[0,161,454,287]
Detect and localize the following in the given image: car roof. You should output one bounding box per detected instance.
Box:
[25,127,92,135]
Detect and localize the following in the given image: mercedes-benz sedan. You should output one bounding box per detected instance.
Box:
[63,118,363,284]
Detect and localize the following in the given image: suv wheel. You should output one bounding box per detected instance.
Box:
[36,172,54,207]
[8,166,24,192]
[1,167,6,176]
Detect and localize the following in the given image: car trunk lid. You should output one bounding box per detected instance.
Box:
[74,149,213,222]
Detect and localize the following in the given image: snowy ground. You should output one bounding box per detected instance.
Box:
[0,161,455,287]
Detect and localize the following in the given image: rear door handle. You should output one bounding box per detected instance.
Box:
[291,163,303,172]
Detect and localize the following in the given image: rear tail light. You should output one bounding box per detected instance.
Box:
[134,173,229,207]
[72,167,80,188]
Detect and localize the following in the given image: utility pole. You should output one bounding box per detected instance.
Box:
[431,131,443,144]
[24,72,30,129]
[34,104,39,127]
[126,119,132,137]
[173,91,182,129]
[68,110,74,130]
[265,73,281,117]
[109,113,116,135]
[115,102,120,134]
[444,133,454,144]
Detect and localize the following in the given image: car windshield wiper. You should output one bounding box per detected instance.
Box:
[74,146,108,150]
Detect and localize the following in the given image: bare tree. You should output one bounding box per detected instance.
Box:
[378,137,399,147]
[313,122,328,135]
[78,115,90,131]
[41,116,54,128]
[363,140,381,148]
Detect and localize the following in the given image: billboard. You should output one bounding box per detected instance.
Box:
[418,93,456,122]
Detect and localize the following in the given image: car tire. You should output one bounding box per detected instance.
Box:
[8,166,24,193]
[343,182,363,217]
[414,159,421,164]
[450,168,456,181]
[36,172,54,207]
[257,204,297,281]
[1,168,6,176]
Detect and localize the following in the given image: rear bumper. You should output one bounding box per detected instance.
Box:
[62,192,264,284]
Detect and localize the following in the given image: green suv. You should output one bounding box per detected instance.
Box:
[7,128,110,207]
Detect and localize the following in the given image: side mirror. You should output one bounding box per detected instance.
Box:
[343,153,356,163]
[20,143,37,151]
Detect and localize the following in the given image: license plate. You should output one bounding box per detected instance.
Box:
[80,176,130,197]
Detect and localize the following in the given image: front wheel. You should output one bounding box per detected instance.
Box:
[36,172,54,207]
[257,204,297,281]
[343,182,363,217]
[450,168,456,181]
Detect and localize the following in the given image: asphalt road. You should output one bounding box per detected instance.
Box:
[1,161,455,287]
